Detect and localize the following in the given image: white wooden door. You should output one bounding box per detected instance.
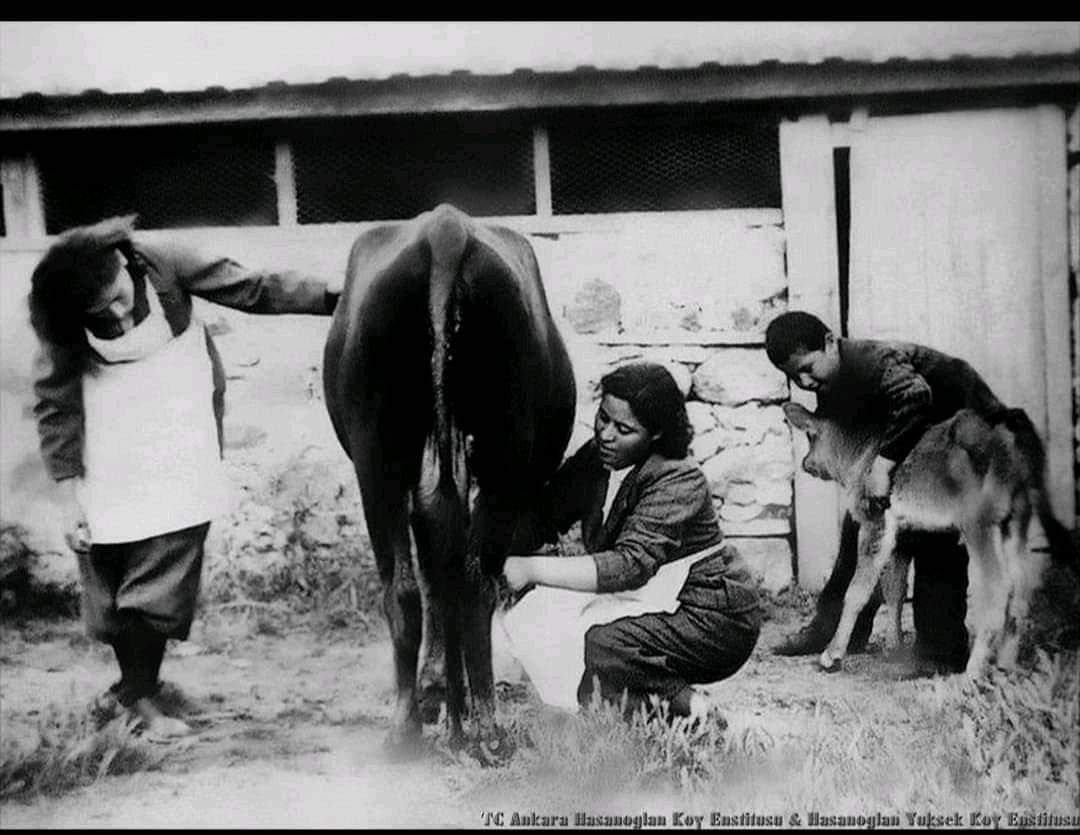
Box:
[847,106,1074,524]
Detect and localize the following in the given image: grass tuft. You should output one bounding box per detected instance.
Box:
[0,696,168,801]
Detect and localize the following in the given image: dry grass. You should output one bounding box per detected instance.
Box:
[0,523,79,619]
[203,470,383,638]
[5,446,1076,815]
[0,693,168,801]
[466,649,1080,816]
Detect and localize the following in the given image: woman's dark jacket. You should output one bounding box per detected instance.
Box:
[535,438,757,600]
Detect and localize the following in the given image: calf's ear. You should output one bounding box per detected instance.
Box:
[782,401,815,431]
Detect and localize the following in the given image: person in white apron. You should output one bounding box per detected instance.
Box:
[501,362,761,722]
[28,215,339,740]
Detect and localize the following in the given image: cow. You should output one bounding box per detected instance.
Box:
[323,204,576,761]
[782,401,1076,678]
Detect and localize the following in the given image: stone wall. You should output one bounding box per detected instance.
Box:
[0,209,797,594]
[534,213,794,592]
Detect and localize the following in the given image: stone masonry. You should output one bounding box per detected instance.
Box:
[541,216,795,592]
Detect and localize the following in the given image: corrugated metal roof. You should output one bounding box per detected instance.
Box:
[2,21,1078,99]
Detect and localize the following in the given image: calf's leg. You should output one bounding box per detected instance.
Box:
[996,503,1037,670]
[880,548,911,656]
[820,513,898,672]
[963,522,1008,677]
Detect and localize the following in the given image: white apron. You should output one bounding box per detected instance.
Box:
[79,291,229,544]
[498,541,726,712]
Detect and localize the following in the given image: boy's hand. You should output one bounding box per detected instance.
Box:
[860,456,895,516]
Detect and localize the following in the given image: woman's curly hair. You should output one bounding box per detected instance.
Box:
[28,215,139,365]
[599,361,693,459]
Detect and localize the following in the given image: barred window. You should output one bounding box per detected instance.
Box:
[35,126,277,233]
[290,115,535,223]
[549,114,781,214]
[27,109,781,232]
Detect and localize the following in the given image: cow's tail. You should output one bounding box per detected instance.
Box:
[996,407,1079,578]
[426,206,470,531]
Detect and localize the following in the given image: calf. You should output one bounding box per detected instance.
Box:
[783,402,1075,677]
[324,205,575,760]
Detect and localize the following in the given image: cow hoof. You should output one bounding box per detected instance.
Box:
[382,726,425,762]
[472,728,515,768]
[819,658,843,674]
[447,726,469,753]
[418,681,446,724]
[884,645,909,664]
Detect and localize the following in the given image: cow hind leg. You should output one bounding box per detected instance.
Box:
[442,594,468,750]
[382,575,425,756]
[416,580,447,724]
[460,572,513,765]
[350,436,426,757]
[409,518,447,724]
[821,514,898,673]
[412,483,470,751]
[367,501,425,758]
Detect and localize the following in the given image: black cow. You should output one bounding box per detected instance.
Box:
[323,204,576,760]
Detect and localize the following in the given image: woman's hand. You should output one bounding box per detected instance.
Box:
[503,556,534,593]
[503,555,599,594]
[60,477,91,554]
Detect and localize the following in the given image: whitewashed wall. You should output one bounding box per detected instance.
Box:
[0,208,797,594]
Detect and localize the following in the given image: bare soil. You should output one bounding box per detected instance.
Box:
[5,314,1071,828]
[0,600,930,829]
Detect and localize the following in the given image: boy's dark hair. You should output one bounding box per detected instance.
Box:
[765,311,831,367]
[599,362,692,459]
[28,215,139,351]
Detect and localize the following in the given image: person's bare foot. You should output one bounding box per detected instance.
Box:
[131,696,192,741]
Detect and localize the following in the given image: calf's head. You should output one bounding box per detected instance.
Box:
[782,402,878,487]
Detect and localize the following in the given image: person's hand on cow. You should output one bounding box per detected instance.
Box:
[860,455,895,517]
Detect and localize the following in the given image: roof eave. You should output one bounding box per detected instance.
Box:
[2,55,1077,132]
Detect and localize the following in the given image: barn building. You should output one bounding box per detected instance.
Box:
[2,23,1077,591]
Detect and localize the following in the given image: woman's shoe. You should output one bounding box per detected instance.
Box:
[687,690,728,731]
[131,696,192,741]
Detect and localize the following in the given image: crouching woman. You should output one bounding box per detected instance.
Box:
[501,362,761,722]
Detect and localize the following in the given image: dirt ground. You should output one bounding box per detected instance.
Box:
[3,314,1074,828]
[0,597,938,830]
